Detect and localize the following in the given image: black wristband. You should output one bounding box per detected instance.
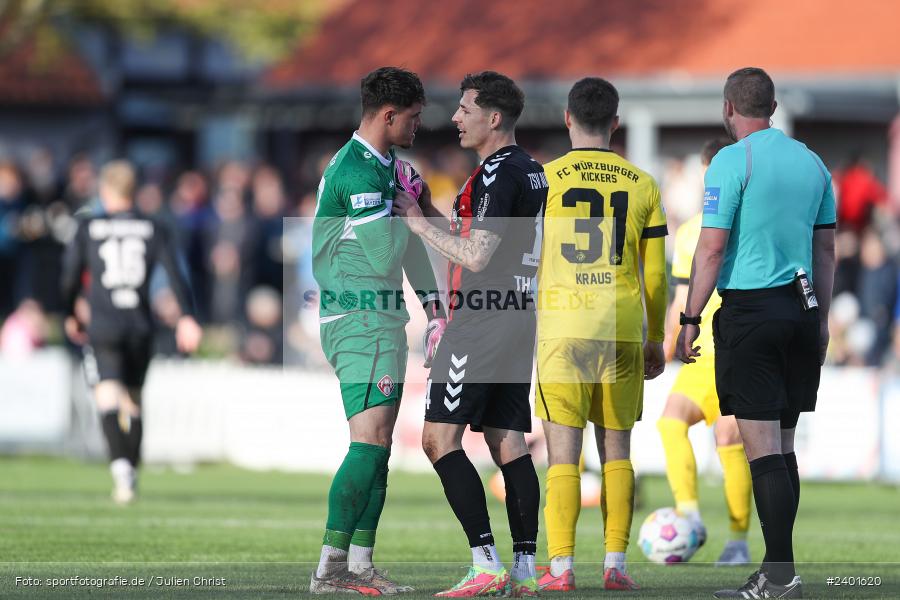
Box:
[680,312,701,326]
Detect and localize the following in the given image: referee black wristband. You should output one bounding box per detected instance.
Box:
[680,312,701,326]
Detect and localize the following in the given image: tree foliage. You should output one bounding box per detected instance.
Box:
[0,0,339,64]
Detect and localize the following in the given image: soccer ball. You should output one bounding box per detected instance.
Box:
[638,508,700,564]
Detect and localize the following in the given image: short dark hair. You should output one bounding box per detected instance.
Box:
[567,77,619,134]
[701,138,732,166]
[724,67,775,118]
[460,71,525,130]
[360,67,425,116]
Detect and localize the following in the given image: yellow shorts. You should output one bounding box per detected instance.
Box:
[535,339,643,430]
[670,357,720,425]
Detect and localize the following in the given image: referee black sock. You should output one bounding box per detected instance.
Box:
[433,450,494,548]
[500,454,539,555]
[100,411,128,462]
[783,452,800,521]
[749,453,796,586]
[761,452,801,575]
[124,416,143,468]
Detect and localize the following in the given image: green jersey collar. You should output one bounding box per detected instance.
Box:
[352,132,393,167]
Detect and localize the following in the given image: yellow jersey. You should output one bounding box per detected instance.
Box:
[671,213,720,356]
[538,149,667,342]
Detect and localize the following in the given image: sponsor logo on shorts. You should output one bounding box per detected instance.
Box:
[377,374,394,397]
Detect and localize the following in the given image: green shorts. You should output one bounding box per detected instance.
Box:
[320,311,408,420]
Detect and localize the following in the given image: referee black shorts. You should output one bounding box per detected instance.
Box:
[713,284,821,428]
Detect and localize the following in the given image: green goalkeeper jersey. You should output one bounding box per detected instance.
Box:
[313,132,413,322]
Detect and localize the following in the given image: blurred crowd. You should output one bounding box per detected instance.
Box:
[0,150,303,364]
[0,143,896,369]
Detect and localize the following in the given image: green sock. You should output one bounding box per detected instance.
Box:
[324,442,390,550]
[351,451,390,547]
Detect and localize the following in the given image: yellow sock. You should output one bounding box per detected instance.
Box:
[657,417,699,513]
[717,443,751,539]
[601,459,634,554]
[545,463,581,559]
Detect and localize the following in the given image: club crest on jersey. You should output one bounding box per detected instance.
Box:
[377,374,395,397]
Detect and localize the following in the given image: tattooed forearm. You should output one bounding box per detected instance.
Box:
[418,226,501,272]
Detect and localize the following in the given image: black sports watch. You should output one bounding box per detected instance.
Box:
[680,312,701,326]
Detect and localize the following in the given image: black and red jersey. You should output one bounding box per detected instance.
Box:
[447,145,547,320]
[61,210,195,340]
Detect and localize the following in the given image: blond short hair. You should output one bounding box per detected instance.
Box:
[100,160,136,199]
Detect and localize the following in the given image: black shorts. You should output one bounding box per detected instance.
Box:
[84,334,153,389]
[713,284,820,426]
[425,312,535,432]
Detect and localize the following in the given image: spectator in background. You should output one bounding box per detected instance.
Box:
[240,285,283,364]
[206,186,254,324]
[24,147,61,207]
[0,299,47,357]
[250,165,286,293]
[170,170,212,321]
[429,145,475,214]
[661,155,704,226]
[61,153,96,211]
[856,227,897,365]
[216,160,251,201]
[827,292,864,366]
[0,161,26,318]
[135,182,166,218]
[16,153,86,314]
[889,282,900,372]
[836,152,887,232]
[833,229,861,297]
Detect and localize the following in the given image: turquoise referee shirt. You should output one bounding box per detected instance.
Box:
[702,128,837,291]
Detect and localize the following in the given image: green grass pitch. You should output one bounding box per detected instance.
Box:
[1,456,898,598]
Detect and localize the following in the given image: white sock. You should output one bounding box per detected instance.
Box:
[316,545,348,578]
[550,555,573,577]
[511,552,535,581]
[471,544,503,571]
[110,458,134,489]
[604,552,626,572]
[348,544,374,574]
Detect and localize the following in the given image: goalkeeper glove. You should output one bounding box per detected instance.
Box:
[395,159,424,200]
[423,316,447,368]
[422,296,446,368]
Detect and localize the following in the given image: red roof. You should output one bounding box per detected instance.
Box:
[0,29,105,106]
[266,0,900,88]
